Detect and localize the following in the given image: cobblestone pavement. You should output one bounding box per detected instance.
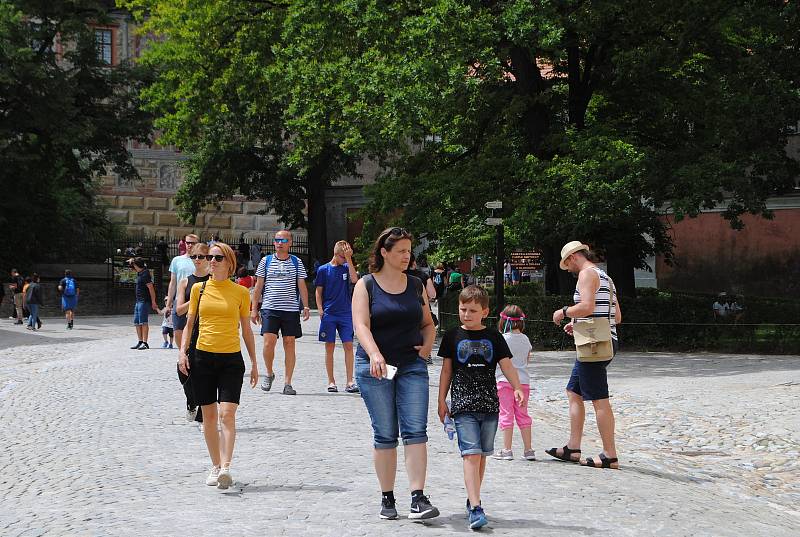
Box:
[1,315,798,536]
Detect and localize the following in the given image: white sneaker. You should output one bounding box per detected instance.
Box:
[206,466,220,486]
[217,466,232,489]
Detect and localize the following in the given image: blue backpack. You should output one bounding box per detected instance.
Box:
[63,278,77,297]
[264,254,301,311]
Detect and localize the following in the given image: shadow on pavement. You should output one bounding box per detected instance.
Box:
[236,426,298,434]
[424,513,600,534]
[227,483,349,494]
[535,352,799,380]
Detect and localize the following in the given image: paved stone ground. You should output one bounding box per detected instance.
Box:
[0,314,798,536]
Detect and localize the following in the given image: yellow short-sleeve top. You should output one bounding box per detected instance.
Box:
[188,278,250,353]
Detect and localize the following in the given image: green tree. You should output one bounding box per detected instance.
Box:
[123,0,358,261]
[0,0,153,269]
[278,0,800,295]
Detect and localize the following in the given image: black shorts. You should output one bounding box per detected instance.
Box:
[260,309,302,338]
[191,349,246,406]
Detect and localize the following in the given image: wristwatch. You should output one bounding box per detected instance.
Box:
[562,306,569,318]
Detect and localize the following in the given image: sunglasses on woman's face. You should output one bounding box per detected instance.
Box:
[274,238,289,244]
[205,255,225,262]
[189,255,206,260]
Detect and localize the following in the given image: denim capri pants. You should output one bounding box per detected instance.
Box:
[355,351,430,449]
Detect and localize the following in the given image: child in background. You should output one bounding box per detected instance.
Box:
[493,305,535,461]
[437,286,524,530]
[161,297,174,349]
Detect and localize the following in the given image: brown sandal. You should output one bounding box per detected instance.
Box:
[545,445,581,463]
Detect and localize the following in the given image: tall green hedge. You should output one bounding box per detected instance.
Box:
[437,286,800,354]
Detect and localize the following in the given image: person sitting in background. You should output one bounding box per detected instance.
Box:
[712,294,729,320]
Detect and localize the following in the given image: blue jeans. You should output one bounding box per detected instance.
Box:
[133,301,150,325]
[355,354,430,449]
[27,304,39,328]
[453,412,499,457]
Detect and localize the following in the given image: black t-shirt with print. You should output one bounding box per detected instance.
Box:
[438,326,512,416]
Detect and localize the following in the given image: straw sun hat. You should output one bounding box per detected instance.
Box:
[559,241,589,270]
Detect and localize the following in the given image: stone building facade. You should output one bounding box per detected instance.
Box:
[94,9,373,248]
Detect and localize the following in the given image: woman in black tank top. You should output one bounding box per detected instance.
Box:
[175,243,210,425]
[352,228,440,520]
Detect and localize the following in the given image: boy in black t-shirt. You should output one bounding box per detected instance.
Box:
[437,285,524,530]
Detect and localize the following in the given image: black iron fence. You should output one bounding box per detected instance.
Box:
[28,231,310,316]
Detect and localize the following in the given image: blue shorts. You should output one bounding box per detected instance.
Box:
[61,295,78,312]
[453,412,498,457]
[319,314,354,343]
[172,309,187,331]
[566,339,619,401]
[133,301,150,325]
[355,353,429,449]
[260,309,302,338]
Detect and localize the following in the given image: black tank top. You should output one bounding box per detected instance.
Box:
[184,273,210,304]
[359,276,423,366]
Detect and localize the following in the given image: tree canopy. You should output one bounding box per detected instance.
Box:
[0,0,152,269]
[276,0,800,294]
[128,1,800,294]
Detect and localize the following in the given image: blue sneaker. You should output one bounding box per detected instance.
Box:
[468,506,488,530]
[161,341,169,348]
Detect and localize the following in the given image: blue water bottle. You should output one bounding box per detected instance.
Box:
[443,400,455,440]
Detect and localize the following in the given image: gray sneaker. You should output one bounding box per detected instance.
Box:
[492,449,513,460]
[282,384,296,395]
[523,449,536,461]
[260,373,275,392]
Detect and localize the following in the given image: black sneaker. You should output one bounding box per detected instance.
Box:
[282,384,296,395]
[138,342,150,350]
[380,498,398,520]
[130,341,143,349]
[409,494,439,520]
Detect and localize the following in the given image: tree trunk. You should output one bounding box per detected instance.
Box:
[305,177,328,265]
[543,245,576,296]
[605,248,637,298]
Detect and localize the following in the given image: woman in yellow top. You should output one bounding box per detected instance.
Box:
[179,242,259,489]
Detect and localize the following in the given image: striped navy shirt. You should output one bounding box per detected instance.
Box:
[573,266,618,340]
[256,255,308,312]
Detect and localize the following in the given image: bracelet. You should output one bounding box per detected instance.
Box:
[303,306,310,310]
[562,306,569,317]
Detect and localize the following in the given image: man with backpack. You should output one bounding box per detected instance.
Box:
[58,269,79,329]
[250,230,310,395]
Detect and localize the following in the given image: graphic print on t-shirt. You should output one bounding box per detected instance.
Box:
[456,339,494,365]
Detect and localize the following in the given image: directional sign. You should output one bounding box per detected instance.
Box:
[485,217,503,226]
[485,201,503,209]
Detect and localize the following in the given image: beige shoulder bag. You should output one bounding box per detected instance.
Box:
[572,277,616,362]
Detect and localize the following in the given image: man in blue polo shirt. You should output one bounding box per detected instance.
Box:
[315,240,359,393]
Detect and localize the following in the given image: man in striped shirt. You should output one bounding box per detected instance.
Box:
[250,230,310,395]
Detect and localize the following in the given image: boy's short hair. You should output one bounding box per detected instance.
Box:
[334,240,349,255]
[459,285,489,309]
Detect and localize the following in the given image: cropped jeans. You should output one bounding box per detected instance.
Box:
[355,352,430,449]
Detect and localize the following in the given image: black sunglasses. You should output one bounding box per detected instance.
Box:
[189,255,206,260]
[185,241,198,246]
[381,227,409,245]
[205,255,225,262]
